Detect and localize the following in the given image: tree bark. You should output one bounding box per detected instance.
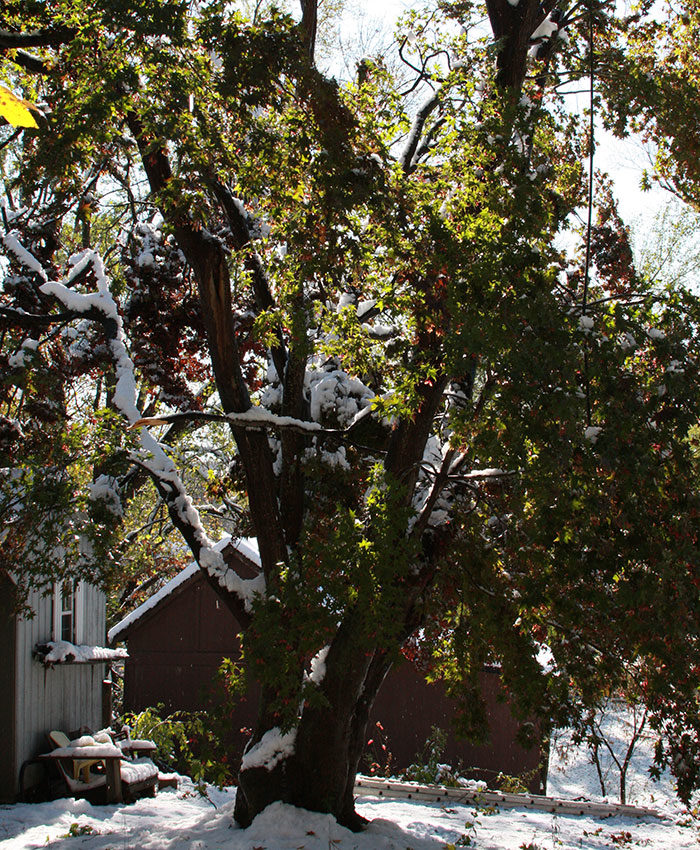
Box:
[233,578,429,831]
[485,0,560,92]
[234,615,395,831]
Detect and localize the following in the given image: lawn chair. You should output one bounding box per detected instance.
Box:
[47,731,104,785]
[45,730,159,803]
[107,727,160,800]
[119,758,159,801]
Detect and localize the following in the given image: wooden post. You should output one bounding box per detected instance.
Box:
[102,672,113,729]
[104,757,123,804]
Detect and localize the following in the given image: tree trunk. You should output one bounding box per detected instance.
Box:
[233,626,394,831]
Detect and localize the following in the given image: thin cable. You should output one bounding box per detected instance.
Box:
[581,0,595,427]
[582,6,595,312]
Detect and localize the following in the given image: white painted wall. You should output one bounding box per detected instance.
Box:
[13,582,106,795]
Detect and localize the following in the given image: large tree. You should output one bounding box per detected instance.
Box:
[2,0,700,829]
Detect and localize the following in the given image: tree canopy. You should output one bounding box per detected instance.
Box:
[2,0,700,828]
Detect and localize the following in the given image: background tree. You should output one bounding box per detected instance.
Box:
[2,0,700,830]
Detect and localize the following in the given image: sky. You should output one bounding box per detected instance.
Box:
[340,0,677,244]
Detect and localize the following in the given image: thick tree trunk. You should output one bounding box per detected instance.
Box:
[233,627,394,831]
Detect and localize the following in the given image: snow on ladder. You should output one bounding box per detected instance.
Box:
[353,776,662,820]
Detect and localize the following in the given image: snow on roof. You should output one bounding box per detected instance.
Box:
[108,536,260,643]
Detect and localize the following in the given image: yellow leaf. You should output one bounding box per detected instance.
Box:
[0,84,39,129]
[128,417,170,430]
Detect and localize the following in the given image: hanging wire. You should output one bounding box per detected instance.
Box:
[581,0,595,427]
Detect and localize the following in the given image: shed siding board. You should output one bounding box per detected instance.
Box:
[13,584,105,797]
[0,575,17,802]
[368,662,542,787]
[82,582,106,646]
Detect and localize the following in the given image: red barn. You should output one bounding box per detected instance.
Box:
[109,537,546,791]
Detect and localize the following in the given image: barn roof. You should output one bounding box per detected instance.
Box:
[108,536,260,644]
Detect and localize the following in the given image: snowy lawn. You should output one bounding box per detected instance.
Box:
[547,701,670,809]
[2,708,699,849]
[1,776,699,849]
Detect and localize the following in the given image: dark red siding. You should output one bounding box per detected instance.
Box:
[368,662,544,789]
[124,578,246,714]
[121,575,545,792]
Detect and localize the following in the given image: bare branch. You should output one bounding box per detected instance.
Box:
[399,91,441,173]
[397,38,436,97]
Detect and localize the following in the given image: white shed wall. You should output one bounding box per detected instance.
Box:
[13,583,106,795]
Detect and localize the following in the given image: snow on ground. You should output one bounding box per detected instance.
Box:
[1,774,698,849]
[2,706,699,849]
[547,700,675,808]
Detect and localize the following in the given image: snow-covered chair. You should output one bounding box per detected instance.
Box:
[48,730,104,785]
[119,758,159,801]
[45,730,158,802]
[111,725,158,760]
[108,726,160,800]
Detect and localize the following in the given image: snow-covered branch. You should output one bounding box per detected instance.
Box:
[399,62,466,173]
[133,409,327,436]
[133,398,382,446]
[2,231,49,280]
[411,446,459,538]
[4,235,266,614]
[400,90,441,173]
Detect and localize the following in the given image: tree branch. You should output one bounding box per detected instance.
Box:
[129,459,257,630]
[410,447,458,540]
[133,410,338,437]
[0,306,82,328]
[399,91,441,174]
[299,0,318,62]
[399,62,466,173]
[411,116,448,165]
[210,182,287,381]
[4,50,49,74]
[0,26,75,49]
[385,375,450,500]
[0,26,76,74]
[397,38,436,97]
[128,114,288,576]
